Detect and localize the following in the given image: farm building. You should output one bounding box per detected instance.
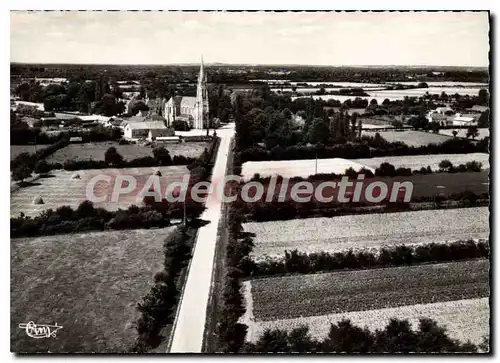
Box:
[123,120,169,141]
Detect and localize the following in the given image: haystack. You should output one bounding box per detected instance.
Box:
[72,173,81,180]
[33,196,44,205]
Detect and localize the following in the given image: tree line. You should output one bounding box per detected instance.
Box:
[248,239,489,278]
[243,319,487,353]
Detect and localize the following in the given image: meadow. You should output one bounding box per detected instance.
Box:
[45,141,209,163]
[10,165,189,217]
[439,128,490,141]
[11,227,175,353]
[352,153,490,171]
[373,130,452,146]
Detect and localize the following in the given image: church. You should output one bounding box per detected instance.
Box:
[164,58,209,129]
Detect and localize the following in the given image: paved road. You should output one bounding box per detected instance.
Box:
[169,123,235,353]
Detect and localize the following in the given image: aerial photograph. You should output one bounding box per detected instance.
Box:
[10,11,490,354]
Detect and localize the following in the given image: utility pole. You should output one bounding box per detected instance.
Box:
[315,152,318,175]
[183,199,187,228]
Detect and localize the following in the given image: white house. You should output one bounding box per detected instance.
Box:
[452,113,477,127]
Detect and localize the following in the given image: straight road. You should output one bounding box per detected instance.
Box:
[169,123,235,353]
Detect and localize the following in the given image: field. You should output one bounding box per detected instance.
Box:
[243,207,489,261]
[374,130,452,146]
[11,227,175,353]
[11,145,50,160]
[242,158,374,180]
[45,141,209,163]
[241,153,489,180]
[439,128,490,141]
[10,165,189,217]
[353,153,490,171]
[240,260,489,344]
[243,295,489,346]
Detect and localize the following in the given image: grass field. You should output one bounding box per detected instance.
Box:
[45,141,209,163]
[243,207,489,261]
[11,227,175,353]
[11,145,50,160]
[10,165,189,217]
[242,158,374,180]
[353,153,490,171]
[439,128,490,141]
[375,130,452,146]
[242,153,489,180]
[241,260,488,331]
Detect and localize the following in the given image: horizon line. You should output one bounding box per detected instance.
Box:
[9,61,488,69]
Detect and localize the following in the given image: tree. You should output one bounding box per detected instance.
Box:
[478,88,489,106]
[308,118,330,144]
[452,130,458,138]
[466,125,479,140]
[104,147,124,166]
[12,165,33,183]
[370,99,378,107]
[152,147,172,165]
[130,101,149,116]
[34,160,51,175]
[438,159,453,172]
[478,109,489,128]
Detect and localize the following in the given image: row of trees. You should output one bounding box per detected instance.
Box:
[10,201,202,238]
[243,319,486,353]
[133,226,195,352]
[250,239,489,277]
[239,190,489,222]
[239,135,489,163]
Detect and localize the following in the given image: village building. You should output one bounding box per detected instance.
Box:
[452,113,478,127]
[123,120,173,141]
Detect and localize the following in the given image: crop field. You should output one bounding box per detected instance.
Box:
[11,145,50,160]
[242,158,375,180]
[11,227,175,353]
[374,130,452,146]
[244,259,489,319]
[10,165,189,218]
[439,128,490,141]
[353,153,490,171]
[45,141,209,163]
[241,260,489,343]
[243,207,489,261]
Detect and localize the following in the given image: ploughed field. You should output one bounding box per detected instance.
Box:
[241,153,489,180]
[10,165,189,218]
[11,227,175,353]
[243,207,489,261]
[241,260,490,345]
[45,141,209,163]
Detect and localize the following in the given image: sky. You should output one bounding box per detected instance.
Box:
[10,11,490,67]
